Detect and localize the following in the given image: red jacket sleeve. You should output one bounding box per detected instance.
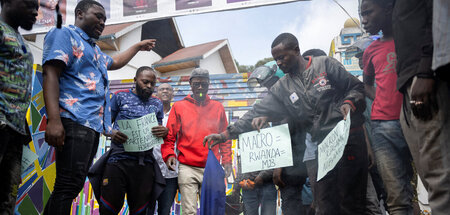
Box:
[218,105,232,165]
[161,104,179,162]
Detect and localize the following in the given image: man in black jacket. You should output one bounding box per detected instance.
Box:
[205,33,367,215]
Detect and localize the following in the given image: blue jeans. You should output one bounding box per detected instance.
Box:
[156,177,178,215]
[371,120,414,215]
[43,118,100,215]
[242,183,277,215]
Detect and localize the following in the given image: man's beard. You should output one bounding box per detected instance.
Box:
[136,85,153,100]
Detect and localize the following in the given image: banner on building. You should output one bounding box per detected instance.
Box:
[23,0,305,35]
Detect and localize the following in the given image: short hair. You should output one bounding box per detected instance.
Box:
[271,33,299,50]
[302,49,327,57]
[135,66,156,77]
[75,0,104,14]
[362,0,394,9]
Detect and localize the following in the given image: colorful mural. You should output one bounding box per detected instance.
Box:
[17,68,271,214]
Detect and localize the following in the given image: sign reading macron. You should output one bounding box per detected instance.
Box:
[239,124,293,173]
[317,111,351,181]
[116,113,163,152]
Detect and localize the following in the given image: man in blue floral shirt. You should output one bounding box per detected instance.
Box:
[0,0,38,213]
[42,1,156,214]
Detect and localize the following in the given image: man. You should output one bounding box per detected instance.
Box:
[42,1,156,214]
[152,83,179,215]
[238,65,279,215]
[99,67,167,214]
[205,33,367,214]
[161,68,232,215]
[0,0,38,213]
[393,0,450,214]
[361,0,414,214]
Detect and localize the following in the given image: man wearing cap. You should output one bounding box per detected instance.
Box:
[161,68,232,214]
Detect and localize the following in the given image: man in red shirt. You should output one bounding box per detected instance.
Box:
[161,68,232,214]
[361,0,414,214]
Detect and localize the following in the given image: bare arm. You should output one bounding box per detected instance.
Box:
[43,60,65,147]
[363,73,376,100]
[109,39,156,70]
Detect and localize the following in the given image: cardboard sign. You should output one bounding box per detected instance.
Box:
[239,124,293,173]
[317,111,351,181]
[116,113,163,152]
[22,146,38,173]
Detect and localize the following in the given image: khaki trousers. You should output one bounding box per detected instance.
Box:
[178,163,205,215]
[400,81,450,215]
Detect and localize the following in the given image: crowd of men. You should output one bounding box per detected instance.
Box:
[0,0,448,214]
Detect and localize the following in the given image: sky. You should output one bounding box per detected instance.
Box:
[175,0,360,66]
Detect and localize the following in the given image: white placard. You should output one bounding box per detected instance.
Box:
[317,111,351,181]
[239,124,293,173]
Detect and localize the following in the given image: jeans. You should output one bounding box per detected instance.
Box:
[306,129,368,215]
[43,118,100,215]
[156,177,178,215]
[0,126,27,214]
[371,120,414,215]
[242,183,277,215]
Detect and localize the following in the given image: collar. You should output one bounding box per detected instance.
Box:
[185,94,211,106]
[70,25,96,45]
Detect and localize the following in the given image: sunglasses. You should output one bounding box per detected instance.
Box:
[191,82,209,88]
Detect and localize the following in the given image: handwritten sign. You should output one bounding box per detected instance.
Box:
[22,146,38,173]
[116,113,163,152]
[239,124,293,173]
[317,111,351,181]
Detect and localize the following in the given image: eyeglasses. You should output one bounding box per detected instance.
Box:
[191,82,209,89]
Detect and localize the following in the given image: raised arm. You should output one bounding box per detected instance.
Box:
[109,39,156,70]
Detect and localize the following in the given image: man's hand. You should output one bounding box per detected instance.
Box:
[273,168,285,188]
[223,163,232,178]
[254,176,263,186]
[166,156,177,171]
[252,116,269,132]
[340,103,352,120]
[410,77,438,121]
[203,133,224,149]
[45,119,65,147]
[138,39,156,51]
[111,130,128,144]
[152,125,168,138]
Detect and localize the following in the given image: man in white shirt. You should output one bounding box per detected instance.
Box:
[152,83,178,215]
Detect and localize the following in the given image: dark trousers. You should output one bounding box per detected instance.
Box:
[0,126,27,214]
[306,129,368,215]
[99,160,154,215]
[280,165,307,215]
[43,118,100,215]
[156,177,178,215]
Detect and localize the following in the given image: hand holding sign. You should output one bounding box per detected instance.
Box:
[116,113,163,152]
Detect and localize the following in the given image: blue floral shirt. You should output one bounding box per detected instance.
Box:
[42,25,113,134]
[109,89,164,163]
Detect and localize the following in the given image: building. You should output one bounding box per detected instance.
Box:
[329,18,365,76]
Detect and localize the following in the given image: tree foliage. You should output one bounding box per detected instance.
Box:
[235,57,274,73]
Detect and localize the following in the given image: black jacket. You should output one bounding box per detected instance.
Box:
[233,56,365,144]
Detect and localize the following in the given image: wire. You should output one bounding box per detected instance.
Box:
[332,0,364,33]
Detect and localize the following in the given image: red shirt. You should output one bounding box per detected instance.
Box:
[363,39,403,120]
[161,94,231,167]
